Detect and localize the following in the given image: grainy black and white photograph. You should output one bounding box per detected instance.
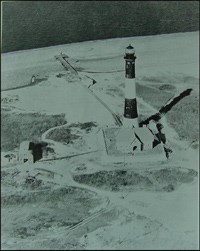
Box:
[1,1,199,250]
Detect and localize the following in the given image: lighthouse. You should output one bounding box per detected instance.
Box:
[123,44,138,128]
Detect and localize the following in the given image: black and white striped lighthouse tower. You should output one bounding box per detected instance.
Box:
[123,44,138,128]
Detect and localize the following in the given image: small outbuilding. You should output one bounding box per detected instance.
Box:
[115,128,141,153]
[115,127,156,153]
[18,141,44,164]
[19,141,34,164]
[134,127,156,151]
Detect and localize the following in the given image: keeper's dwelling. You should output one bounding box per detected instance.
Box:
[115,127,155,153]
[19,141,34,164]
[19,141,43,164]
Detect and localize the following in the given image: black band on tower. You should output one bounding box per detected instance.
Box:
[125,60,135,78]
[124,98,138,118]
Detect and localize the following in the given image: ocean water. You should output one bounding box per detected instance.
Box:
[2,1,199,53]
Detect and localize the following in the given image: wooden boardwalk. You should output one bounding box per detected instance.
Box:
[38,150,100,162]
[55,53,123,127]
[55,53,78,75]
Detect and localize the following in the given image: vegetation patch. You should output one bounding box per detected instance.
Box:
[158,84,176,91]
[74,170,152,192]
[2,186,102,240]
[46,122,97,144]
[140,74,198,85]
[46,127,80,144]
[68,122,97,132]
[73,167,197,192]
[1,95,19,104]
[166,94,199,143]
[2,186,99,206]
[136,82,174,110]
[136,82,199,144]
[1,111,66,151]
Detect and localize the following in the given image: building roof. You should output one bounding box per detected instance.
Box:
[134,127,154,144]
[116,128,137,144]
[19,141,34,151]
